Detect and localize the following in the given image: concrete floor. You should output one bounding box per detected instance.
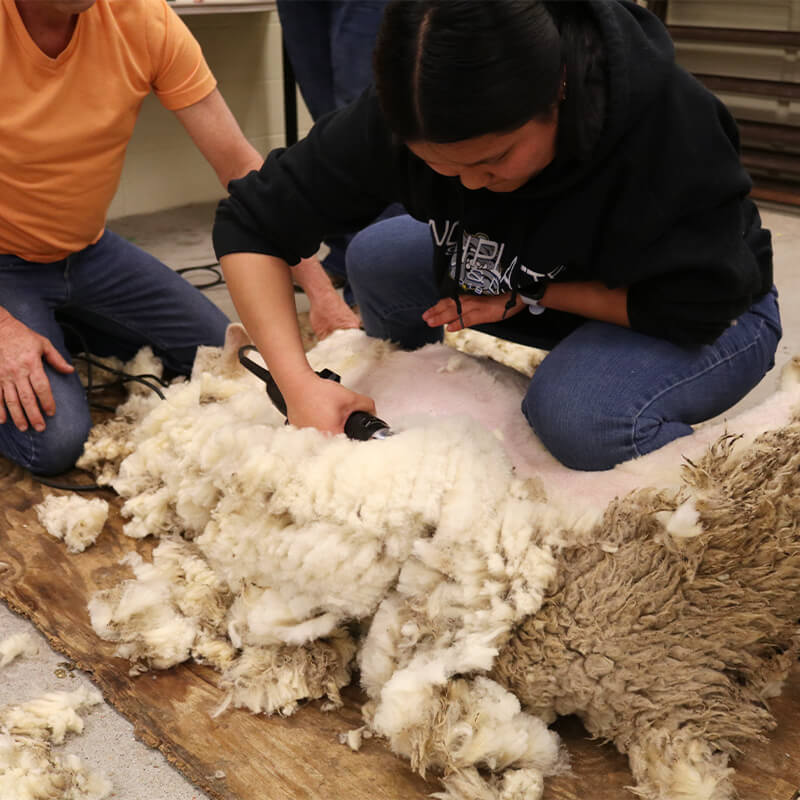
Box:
[1,201,798,799]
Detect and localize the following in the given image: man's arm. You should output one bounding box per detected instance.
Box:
[174,88,262,186]
[174,90,359,337]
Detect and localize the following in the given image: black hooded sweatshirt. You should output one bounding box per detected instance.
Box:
[213,0,773,347]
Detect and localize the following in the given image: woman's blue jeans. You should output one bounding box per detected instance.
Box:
[346,215,783,471]
[0,230,229,475]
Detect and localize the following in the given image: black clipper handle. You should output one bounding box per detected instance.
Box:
[344,410,392,441]
[238,346,392,440]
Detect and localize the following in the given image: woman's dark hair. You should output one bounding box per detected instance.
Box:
[374,0,607,159]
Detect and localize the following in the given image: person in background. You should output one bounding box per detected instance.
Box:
[214,0,780,472]
[277,0,401,301]
[0,0,357,477]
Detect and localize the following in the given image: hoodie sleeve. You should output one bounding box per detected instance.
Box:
[598,70,773,346]
[626,197,772,346]
[213,89,396,266]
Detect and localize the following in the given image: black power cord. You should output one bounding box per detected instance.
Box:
[32,323,171,492]
[176,262,225,290]
[30,262,223,492]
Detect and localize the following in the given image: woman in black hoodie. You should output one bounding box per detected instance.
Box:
[214,0,781,470]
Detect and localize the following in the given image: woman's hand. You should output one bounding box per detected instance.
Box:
[422,292,526,331]
[283,371,377,434]
[0,313,74,432]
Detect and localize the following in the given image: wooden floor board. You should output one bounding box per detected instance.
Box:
[1,456,798,800]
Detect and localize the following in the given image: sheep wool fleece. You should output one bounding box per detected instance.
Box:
[78,326,800,800]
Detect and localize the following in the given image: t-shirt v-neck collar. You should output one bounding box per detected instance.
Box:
[4,0,84,69]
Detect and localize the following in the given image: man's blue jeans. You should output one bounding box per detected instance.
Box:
[346,215,783,471]
[0,230,229,475]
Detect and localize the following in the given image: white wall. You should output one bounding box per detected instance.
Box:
[108,8,313,220]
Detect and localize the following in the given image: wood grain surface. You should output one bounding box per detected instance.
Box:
[1,455,798,800]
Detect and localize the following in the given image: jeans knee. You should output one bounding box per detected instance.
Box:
[1,403,92,476]
[346,216,431,294]
[522,377,623,472]
[345,222,386,291]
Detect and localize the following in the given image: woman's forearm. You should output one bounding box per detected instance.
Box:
[540,281,630,327]
[219,252,315,394]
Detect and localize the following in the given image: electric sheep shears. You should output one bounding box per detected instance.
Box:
[238,345,393,441]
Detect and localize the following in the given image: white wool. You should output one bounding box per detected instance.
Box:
[89,541,231,672]
[339,727,364,751]
[34,496,108,553]
[0,688,111,800]
[0,687,102,745]
[216,631,357,716]
[432,767,546,800]
[0,633,38,667]
[81,330,800,797]
[780,354,800,390]
[121,347,163,394]
[628,731,734,800]
[656,498,703,539]
[0,734,112,800]
[83,330,570,783]
[227,586,339,647]
[435,677,562,773]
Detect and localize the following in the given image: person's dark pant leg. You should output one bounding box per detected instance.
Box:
[0,255,91,475]
[0,231,228,475]
[61,230,228,375]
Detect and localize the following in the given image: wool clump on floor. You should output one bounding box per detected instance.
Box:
[0,673,111,800]
[0,633,38,668]
[34,496,109,554]
[77,326,800,800]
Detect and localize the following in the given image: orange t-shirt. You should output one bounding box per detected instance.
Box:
[0,0,217,262]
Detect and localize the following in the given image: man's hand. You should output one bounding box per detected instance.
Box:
[422,292,526,331]
[284,372,376,434]
[0,313,74,432]
[292,256,360,340]
[308,291,361,341]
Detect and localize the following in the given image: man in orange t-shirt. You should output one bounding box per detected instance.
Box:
[0,0,358,476]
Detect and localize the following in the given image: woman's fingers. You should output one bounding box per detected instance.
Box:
[422,298,460,326]
[423,293,523,330]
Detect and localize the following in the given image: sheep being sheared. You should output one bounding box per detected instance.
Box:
[78,325,800,800]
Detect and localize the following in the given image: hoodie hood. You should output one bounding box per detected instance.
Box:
[592,0,675,157]
[512,0,676,201]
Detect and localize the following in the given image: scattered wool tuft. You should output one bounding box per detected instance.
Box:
[88,539,232,673]
[431,766,546,800]
[780,354,800,389]
[655,497,703,539]
[0,633,38,668]
[215,630,357,716]
[0,687,103,745]
[34,496,109,553]
[0,686,111,800]
[339,727,365,751]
